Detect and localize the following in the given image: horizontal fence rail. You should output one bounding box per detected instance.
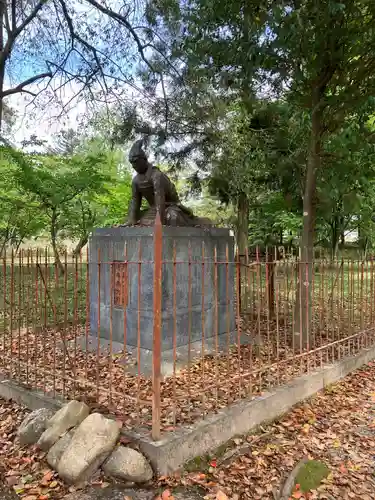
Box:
[0,239,374,440]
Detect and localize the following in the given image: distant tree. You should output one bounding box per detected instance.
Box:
[2,146,109,271]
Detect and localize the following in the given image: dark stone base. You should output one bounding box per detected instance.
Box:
[88,226,236,376]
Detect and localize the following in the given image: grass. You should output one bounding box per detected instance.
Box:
[0,261,87,328]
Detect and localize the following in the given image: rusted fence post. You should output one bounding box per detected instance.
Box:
[266,248,275,317]
[152,212,162,440]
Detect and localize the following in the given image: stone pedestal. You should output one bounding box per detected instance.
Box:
[88,226,238,375]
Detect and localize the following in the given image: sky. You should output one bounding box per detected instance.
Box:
[3,0,148,148]
[9,82,87,147]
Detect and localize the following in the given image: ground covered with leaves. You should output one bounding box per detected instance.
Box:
[159,360,375,499]
[0,310,370,435]
[2,361,375,499]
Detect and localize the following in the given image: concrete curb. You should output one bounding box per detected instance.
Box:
[123,345,375,474]
[1,345,374,475]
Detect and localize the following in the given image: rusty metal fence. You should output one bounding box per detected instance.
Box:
[0,227,374,440]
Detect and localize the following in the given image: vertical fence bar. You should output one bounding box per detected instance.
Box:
[152,212,162,441]
[226,243,230,398]
[73,250,79,398]
[359,258,363,353]
[35,248,39,329]
[330,257,334,363]
[276,250,280,383]
[109,243,113,406]
[360,258,364,352]
[79,248,83,328]
[236,249,242,399]
[172,241,177,427]
[2,251,6,373]
[265,247,270,379]
[283,249,288,357]
[245,247,253,395]
[42,248,47,393]
[201,242,206,414]
[248,253,253,399]
[122,242,128,409]
[311,248,315,370]
[85,246,90,383]
[291,251,295,356]
[349,257,354,356]
[10,249,14,379]
[63,250,68,398]
[187,242,192,420]
[17,249,22,382]
[214,245,219,404]
[319,249,324,359]
[52,250,57,397]
[371,257,374,329]
[305,254,309,373]
[27,250,32,386]
[298,248,303,373]
[364,255,368,347]
[137,240,142,423]
[32,250,37,386]
[256,246,262,393]
[47,249,52,390]
[96,248,101,402]
[340,257,344,358]
[325,256,330,363]
[24,250,29,386]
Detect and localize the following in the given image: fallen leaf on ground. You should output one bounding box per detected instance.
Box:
[216,491,228,500]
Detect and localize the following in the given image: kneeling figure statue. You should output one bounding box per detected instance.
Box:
[125,139,212,227]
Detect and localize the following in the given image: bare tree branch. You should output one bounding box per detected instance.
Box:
[2,71,52,97]
[11,0,16,31]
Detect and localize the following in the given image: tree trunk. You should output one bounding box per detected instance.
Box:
[236,192,249,313]
[73,234,88,256]
[51,208,64,274]
[330,216,339,262]
[340,231,345,246]
[294,97,322,349]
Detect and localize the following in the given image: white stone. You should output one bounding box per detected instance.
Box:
[57,413,120,484]
[37,400,89,451]
[17,408,54,446]
[46,429,75,470]
[103,446,153,483]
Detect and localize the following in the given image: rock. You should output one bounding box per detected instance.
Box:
[37,400,89,451]
[47,429,75,469]
[57,413,120,484]
[103,446,153,483]
[17,408,54,446]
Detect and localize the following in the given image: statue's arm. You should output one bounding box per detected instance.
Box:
[128,180,142,225]
[153,171,166,224]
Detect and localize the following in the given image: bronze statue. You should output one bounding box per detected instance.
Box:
[125,140,212,227]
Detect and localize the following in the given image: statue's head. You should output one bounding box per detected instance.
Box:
[128,139,149,175]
